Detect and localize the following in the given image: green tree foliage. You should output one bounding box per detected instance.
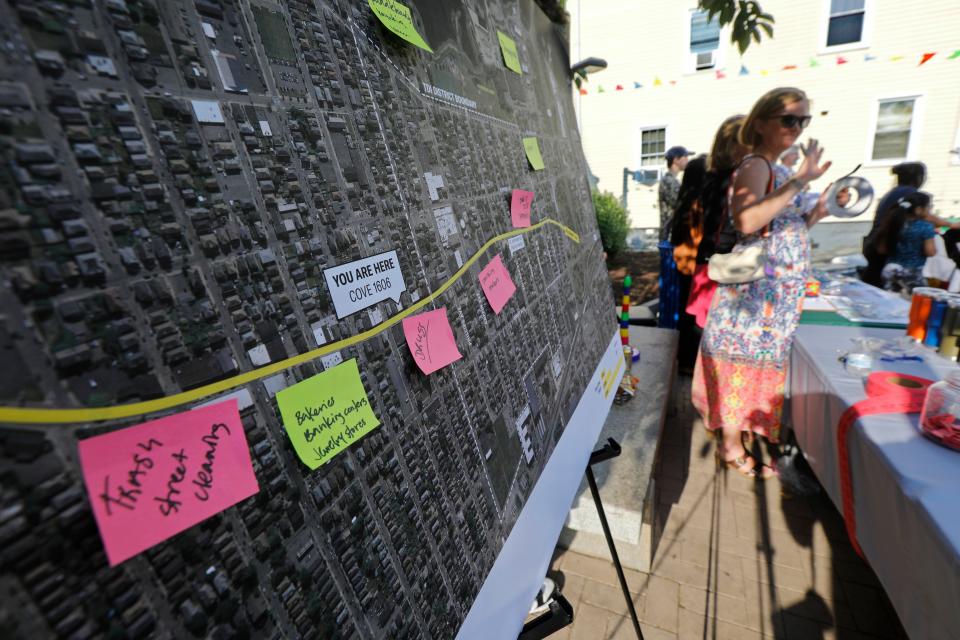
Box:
[106,621,128,640]
[298,566,313,586]
[184,610,209,637]
[698,0,775,53]
[240,564,258,592]
[214,596,239,624]
[573,68,588,90]
[306,593,324,621]
[140,1,160,26]
[592,191,628,257]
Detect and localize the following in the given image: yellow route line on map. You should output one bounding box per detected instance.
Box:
[0,219,580,425]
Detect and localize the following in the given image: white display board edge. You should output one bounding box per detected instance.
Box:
[456,329,625,639]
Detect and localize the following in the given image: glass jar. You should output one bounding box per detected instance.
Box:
[919,371,960,451]
[844,352,872,378]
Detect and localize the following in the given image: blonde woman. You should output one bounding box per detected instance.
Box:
[692,88,832,478]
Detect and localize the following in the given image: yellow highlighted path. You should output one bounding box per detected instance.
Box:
[1,218,580,425]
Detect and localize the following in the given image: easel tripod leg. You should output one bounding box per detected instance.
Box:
[586,465,645,640]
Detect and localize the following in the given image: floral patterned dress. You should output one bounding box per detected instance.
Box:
[691,163,809,443]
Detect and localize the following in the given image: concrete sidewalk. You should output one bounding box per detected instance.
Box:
[548,377,907,640]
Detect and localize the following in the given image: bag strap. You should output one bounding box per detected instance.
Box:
[711,174,728,246]
[727,154,775,239]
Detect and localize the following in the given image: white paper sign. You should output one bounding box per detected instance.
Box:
[508,236,525,254]
[323,250,406,319]
[320,351,343,369]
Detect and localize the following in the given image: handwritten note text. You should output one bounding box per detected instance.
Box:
[276,358,381,470]
[402,307,463,375]
[78,400,259,566]
[479,255,517,314]
[510,189,534,228]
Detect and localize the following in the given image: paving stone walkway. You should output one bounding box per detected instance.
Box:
[548,376,908,640]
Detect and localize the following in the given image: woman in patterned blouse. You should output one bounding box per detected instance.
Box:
[691,87,833,479]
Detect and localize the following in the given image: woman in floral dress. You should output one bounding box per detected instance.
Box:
[692,87,833,478]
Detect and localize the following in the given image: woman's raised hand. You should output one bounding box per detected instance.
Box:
[795,139,832,186]
[806,182,833,228]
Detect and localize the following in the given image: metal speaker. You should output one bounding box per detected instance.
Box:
[825,176,874,218]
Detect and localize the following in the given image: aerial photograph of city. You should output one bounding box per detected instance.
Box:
[0,0,613,638]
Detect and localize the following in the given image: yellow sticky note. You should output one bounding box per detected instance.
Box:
[368,0,432,53]
[497,30,522,74]
[276,359,381,469]
[522,137,544,171]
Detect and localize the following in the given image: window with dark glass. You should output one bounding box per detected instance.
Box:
[827,0,866,47]
[640,128,666,166]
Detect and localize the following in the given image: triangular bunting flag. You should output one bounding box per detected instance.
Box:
[836,56,848,65]
[598,85,605,93]
[891,55,904,61]
[669,80,677,85]
[949,50,960,60]
[809,58,820,67]
[760,69,769,76]
[615,84,624,91]
[782,64,797,70]
[579,88,588,95]
[634,81,642,89]
[739,65,749,76]
[653,77,662,87]
[864,54,877,61]
[715,70,726,79]
[919,52,936,65]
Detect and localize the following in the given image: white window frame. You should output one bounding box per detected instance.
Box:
[682,9,727,74]
[818,0,875,54]
[635,124,669,173]
[864,93,925,167]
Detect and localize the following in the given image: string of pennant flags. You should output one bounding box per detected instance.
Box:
[579,49,960,95]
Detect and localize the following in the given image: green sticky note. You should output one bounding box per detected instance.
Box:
[497,30,522,74]
[368,0,432,53]
[523,137,545,170]
[276,358,381,469]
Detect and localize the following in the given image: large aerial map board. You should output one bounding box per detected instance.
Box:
[0,0,616,638]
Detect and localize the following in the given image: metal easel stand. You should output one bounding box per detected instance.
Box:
[586,438,644,640]
[519,437,644,640]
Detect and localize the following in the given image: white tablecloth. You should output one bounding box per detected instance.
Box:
[789,325,960,640]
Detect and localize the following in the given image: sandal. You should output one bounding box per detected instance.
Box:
[715,450,777,480]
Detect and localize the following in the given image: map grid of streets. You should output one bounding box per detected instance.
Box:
[0,0,614,638]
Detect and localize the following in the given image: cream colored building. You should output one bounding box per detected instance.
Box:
[569,0,960,233]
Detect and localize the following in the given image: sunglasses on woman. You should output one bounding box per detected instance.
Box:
[769,114,812,130]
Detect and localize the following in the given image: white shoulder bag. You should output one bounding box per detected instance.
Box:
[707,156,774,285]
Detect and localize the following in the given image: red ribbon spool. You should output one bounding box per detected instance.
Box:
[836,371,933,558]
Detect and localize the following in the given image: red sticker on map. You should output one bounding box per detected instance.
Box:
[511,189,534,228]
[402,307,463,374]
[479,254,517,314]
[78,399,259,566]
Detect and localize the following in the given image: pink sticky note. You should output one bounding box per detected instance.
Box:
[479,254,517,314]
[78,399,259,566]
[511,189,534,228]
[402,307,463,375]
